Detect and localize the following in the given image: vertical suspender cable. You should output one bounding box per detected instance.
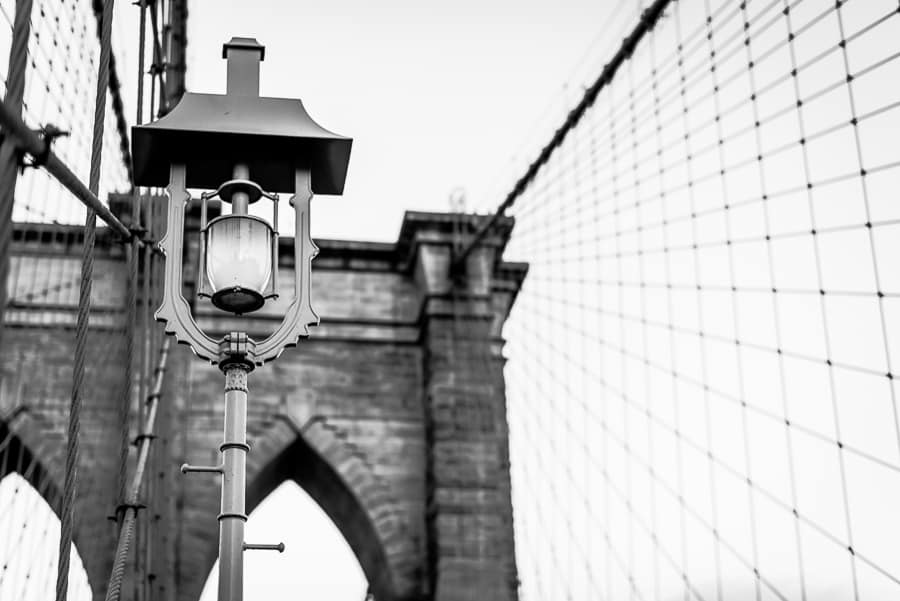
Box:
[133,4,148,600]
[115,0,153,540]
[450,0,673,271]
[55,1,115,600]
[116,184,137,507]
[105,339,171,601]
[136,1,148,128]
[143,62,159,601]
[0,0,34,345]
[148,1,167,117]
[91,0,134,187]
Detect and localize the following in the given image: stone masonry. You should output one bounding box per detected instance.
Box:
[0,206,526,601]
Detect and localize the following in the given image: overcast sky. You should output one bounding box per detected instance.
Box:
[175,1,644,599]
[176,0,643,242]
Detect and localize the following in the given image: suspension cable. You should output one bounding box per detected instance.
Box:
[91,0,133,188]
[0,99,133,240]
[148,0,168,117]
[451,0,674,270]
[55,1,115,600]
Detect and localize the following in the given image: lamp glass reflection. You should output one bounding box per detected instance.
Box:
[206,215,273,314]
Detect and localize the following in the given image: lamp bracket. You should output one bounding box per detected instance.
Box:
[155,163,221,363]
[252,168,319,364]
[156,165,318,367]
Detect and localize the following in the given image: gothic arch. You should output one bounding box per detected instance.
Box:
[0,412,96,600]
[188,415,421,601]
[0,411,63,514]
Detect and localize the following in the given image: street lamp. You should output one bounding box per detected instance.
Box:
[131,37,352,601]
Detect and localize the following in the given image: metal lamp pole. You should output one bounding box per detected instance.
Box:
[182,339,284,601]
[219,360,251,600]
[131,35,352,601]
[182,362,254,601]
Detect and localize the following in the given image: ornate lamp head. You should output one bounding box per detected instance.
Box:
[131,37,352,367]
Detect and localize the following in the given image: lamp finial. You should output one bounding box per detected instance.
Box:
[222,37,265,97]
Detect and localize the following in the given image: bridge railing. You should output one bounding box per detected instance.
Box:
[488,0,900,599]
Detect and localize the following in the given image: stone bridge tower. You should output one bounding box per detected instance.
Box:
[0,207,526,601]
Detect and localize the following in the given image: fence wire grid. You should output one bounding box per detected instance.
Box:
[0,0,130,225]
[501,0,900,599]
[0,1,176,600]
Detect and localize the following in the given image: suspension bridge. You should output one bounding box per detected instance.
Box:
[1,0,899,600]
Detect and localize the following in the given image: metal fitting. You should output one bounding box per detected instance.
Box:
[20,124,69,170]
[224,367,248,392]
[180,463,224,475]
[243,542,285,553]
[132,432,157,446]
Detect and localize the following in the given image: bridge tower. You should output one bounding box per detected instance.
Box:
[1,207,526,601]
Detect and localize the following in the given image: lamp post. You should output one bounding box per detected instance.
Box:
[131,37,352,601]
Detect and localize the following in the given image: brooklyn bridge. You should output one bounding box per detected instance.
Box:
[1,1,899,600]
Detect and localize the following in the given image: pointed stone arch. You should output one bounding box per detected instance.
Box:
[6,212,524,601]
[0,411,63,508]
[184,414,421,601]
[0,411,96,601]
[254,416,421,599]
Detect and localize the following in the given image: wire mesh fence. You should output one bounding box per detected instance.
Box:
[0,0,129,225]
[0,1,178,600]
[500,0,900,599]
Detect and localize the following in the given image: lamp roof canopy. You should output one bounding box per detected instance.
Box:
[132,37,352,195]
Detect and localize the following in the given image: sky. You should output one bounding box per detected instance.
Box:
[176,0,644,242]
[198,482,368,601]
[172,3,645,598]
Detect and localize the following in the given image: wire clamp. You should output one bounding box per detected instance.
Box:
[218,511,248,522]
[132,432,158,446]
[107,502,147,522]
[20,124,69,171]
[128,223,148,240]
